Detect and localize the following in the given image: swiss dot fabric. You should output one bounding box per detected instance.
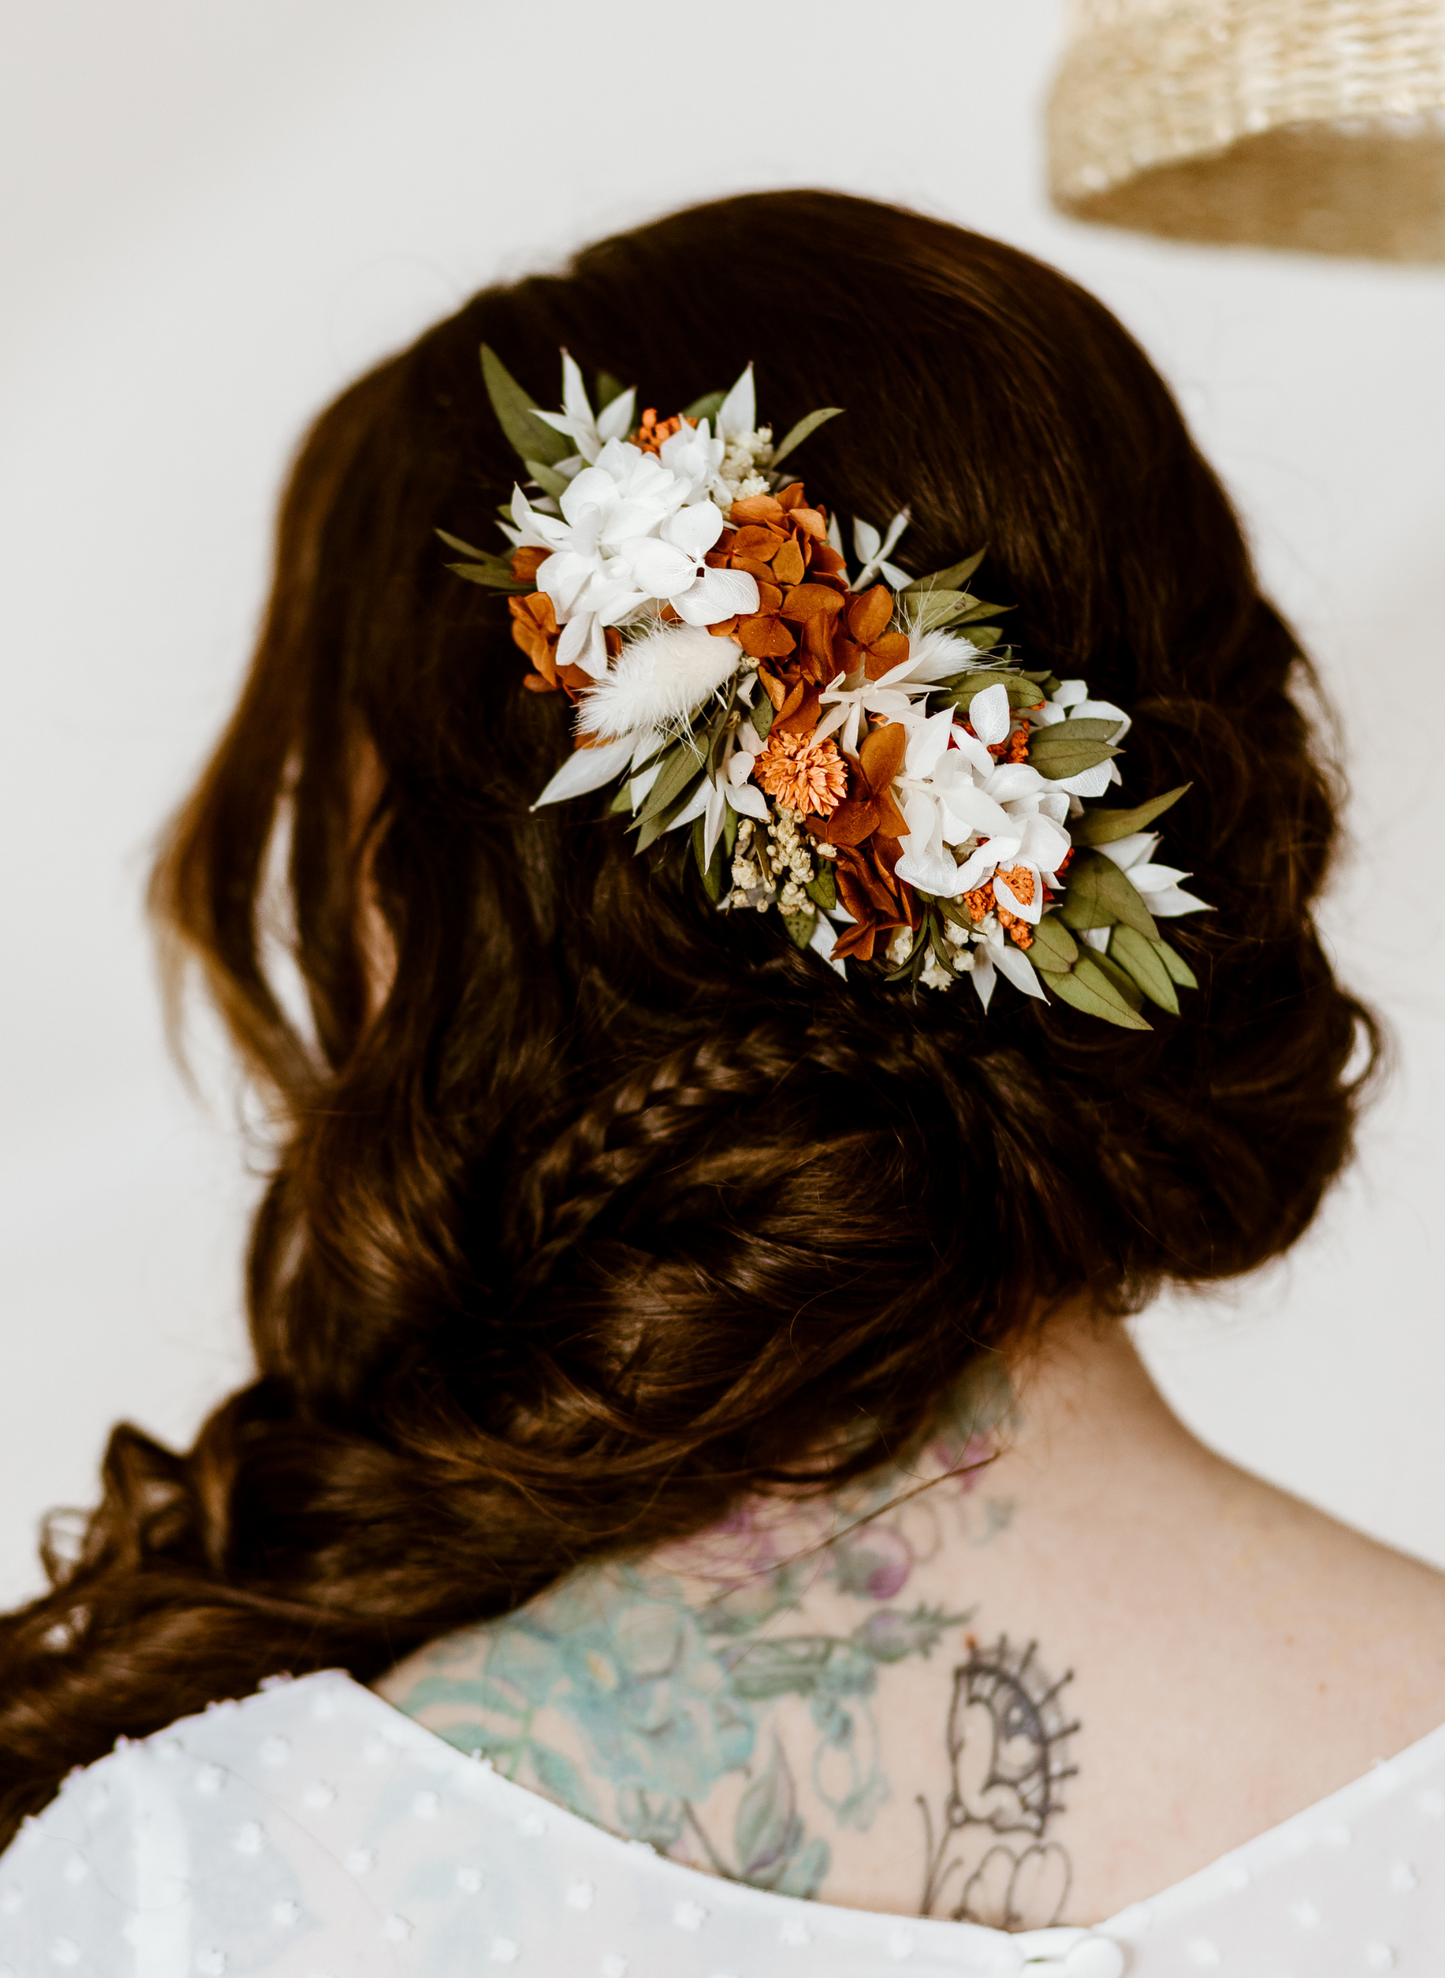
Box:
[3,1670,1445,1975]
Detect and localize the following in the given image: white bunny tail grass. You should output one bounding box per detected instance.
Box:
[578,622,746,742]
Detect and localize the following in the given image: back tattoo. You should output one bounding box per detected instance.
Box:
[918,1634,1080,1929]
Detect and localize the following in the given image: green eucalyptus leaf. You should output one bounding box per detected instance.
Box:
[702,840,728,904]
[902,548,987,594]
[436,528,493,560]
[1057,850,1159,939]
[595,370,626,409]
[909,589,967,633]
[957,625,1004,650]
[634,740,703,827]
[949,596,1013,625]
[446,561,529,592]
[805,865,837,913]
[723,803,741,857]
[480,344,572,468]
[770,406,844,468]
[1109,925,1180,1013]
[750,694,775,740]
[1027,735,1122,781]
[1037,959,1153,1032]
[607,783,634,816]
[1048,717,1121,742]
[926,919,959,975]
[1071,784,1192,846]
[1155,938,1199,989]
[524,458,571,499]
[636,777,702,851]
[684,389,726,423]
[1090,949,1147,1010]
[938,669,1017,706]
[782,908,818,951]
[1029,915,1079,970]
[882,929,928,982]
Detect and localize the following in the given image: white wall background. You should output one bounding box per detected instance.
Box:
[2,0,1442,1607]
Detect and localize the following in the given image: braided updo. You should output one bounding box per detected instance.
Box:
[0,190,1372,1841]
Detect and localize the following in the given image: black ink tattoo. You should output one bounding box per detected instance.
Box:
[917,1634,1080,1930]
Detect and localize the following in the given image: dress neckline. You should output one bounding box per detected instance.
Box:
[346,1670,1445,1942]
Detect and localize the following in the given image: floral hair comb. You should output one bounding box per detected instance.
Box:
[443,350,1207,1029]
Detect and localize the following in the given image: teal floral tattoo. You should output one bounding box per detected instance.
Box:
[397,1538,967,1896]
[390,1361,1017,1899]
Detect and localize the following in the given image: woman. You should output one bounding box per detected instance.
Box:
[3,190,1442,1975]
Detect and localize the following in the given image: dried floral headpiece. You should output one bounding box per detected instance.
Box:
[445,350,1208,1028]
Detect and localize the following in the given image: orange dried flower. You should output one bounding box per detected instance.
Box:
[830,837,920,963]
[509,591,616,700]
[962,865,1035,949]
[754,729,848,817]
[631,408,688,455]
[834,585,911,682]
[706,481,849,676]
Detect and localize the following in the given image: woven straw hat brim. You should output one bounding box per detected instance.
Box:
[1049,0,1445,261]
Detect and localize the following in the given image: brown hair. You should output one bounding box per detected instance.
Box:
[0,190,1372,1844]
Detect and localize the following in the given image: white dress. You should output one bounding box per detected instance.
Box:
[2,1670,1442,1977]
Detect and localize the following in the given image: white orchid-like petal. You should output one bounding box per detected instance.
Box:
[674,565,759,627]
[951,834,1022,893]
[1095,833,1208,916]
[532,736,635,809]
[626,537,699,598]
[994,870,1043,924]
[985,928,1047,1000]
[1096,832,1156,872]
[1146,885,1210,916]
[809,911,847,977]
[984,762,1048,802]
[725,780,769,821]
[554,612,612,678]
[1081,925,1110,952]
[508,485,570,551]
[596,387,636,443]
[901,708,956,780]
[971,948,997,1011]
[667,778,712,835]
[727,734,764,784]
[561,351,592,428]
[1049,759,1118,799]
[528,354,636,466]
[893,843,965,896]
[659,421,726,502]
[1121,861,1191,894]
[662,502,725,558]
[717,365,756,442]
[852,509,911,590]
[968,683,1011,748]
[1053,679,1089,707]
[1015,810,1072,869]
[628,762,662,810]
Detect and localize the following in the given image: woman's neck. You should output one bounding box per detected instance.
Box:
[376,1315,1445,1928]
